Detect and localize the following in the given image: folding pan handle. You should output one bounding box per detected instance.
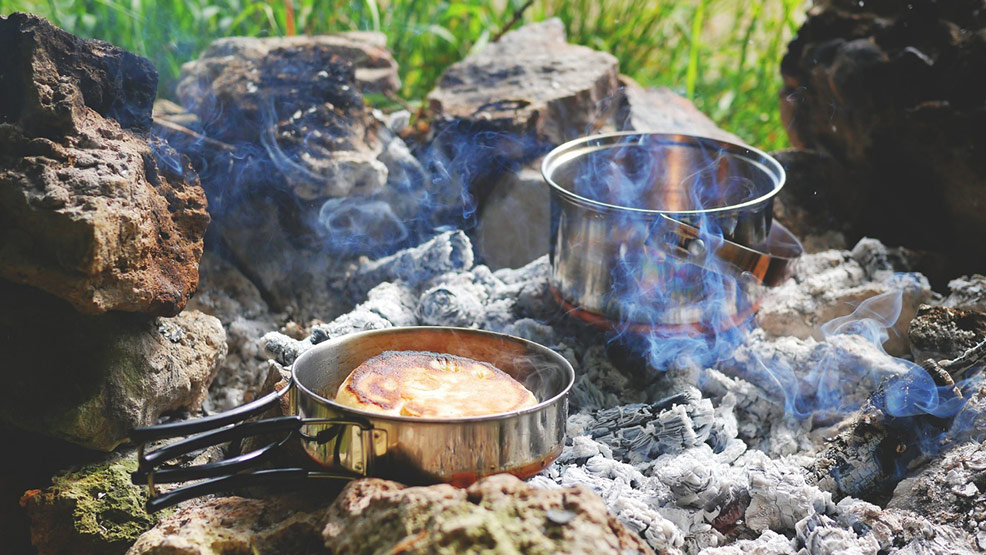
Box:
[129,382,292,444]
[143,468,359,513]
[131,411,375,512]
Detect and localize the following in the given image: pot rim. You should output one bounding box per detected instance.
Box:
[541,131,786,217]
[291,326,575,425]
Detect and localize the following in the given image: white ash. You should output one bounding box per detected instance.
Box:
[251,231,975,554]
[263,281,417,365]
[944,274,986,312]
[756,238,931,356]
[348,230,474,294]
[698,530,794,555]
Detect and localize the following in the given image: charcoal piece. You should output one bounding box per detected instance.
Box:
[349,230,474,294]
[416,283,485,327]
[909,305,986,364]
[742,451,835,533]
[698,530,793,555]
[835,497,981,554]
[756,239,931,356]
[261,332,314,367]
[795,513,876,553]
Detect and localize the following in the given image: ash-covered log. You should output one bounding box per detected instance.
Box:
[806,340,984,502]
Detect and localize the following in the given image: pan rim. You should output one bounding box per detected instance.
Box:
[291,326,575,424]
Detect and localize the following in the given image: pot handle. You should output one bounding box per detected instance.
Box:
[657,216,803,287]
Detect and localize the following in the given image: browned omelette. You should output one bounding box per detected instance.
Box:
[334,350,538,418]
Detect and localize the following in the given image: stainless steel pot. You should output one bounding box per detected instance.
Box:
[130,327,574,511]
[542,132,802,333]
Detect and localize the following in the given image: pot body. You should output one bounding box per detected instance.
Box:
[289,327,573,486]
[542,133,785,331]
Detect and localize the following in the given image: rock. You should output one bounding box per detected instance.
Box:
[176,35,388,201]
[615,78,744,145]
[0,281,226,451]
[322,475,654,554]
[474,167,551,270]
[186,251,278,412]
[779,0,986,280]
[757,238,932,356]
[908,305,986,363]
[127,475,652,554]
[0,13,210,316]
[127,495,333,555]
[0,13,155,135]
[20,454,160,555]
[428,19,620,146]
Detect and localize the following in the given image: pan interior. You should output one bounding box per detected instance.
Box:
[292,327,573,420]
[546,134,781,214]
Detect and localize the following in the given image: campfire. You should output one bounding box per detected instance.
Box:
[3,3,986,554]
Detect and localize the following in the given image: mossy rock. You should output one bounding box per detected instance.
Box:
[21,454,166,555]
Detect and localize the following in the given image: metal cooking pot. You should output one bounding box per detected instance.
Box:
[542,132,803,333]
[130,327,574,511]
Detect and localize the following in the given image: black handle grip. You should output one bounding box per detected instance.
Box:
[129,384,290,444]
[144,468,353,512]
[132,416,303,482]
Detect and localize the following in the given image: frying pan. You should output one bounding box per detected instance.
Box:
[130,327,574,511]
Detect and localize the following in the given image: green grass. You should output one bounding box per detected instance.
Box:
[0,0,804,150]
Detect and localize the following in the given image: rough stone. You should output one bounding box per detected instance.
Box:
[780,0,986,279]
[322,475,654,554]
[908,304,986,363]
[20,454,160,555]
[127,494,332,555]
[474,167,551,270]
[769,149,854,253]
[427,18,620,146]
[176,35,388,201]
[615,78,744,145]
[0,13,210,316]
[186,251,278,411]
[0,280,226,451]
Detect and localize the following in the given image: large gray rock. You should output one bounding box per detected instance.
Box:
[0,281,226,451]
[780,0,986,280]
[427,18,620,146]
[176,35,390,200]
[0,13,210,316]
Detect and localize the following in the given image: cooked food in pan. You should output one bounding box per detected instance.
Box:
[334,350,538,418]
